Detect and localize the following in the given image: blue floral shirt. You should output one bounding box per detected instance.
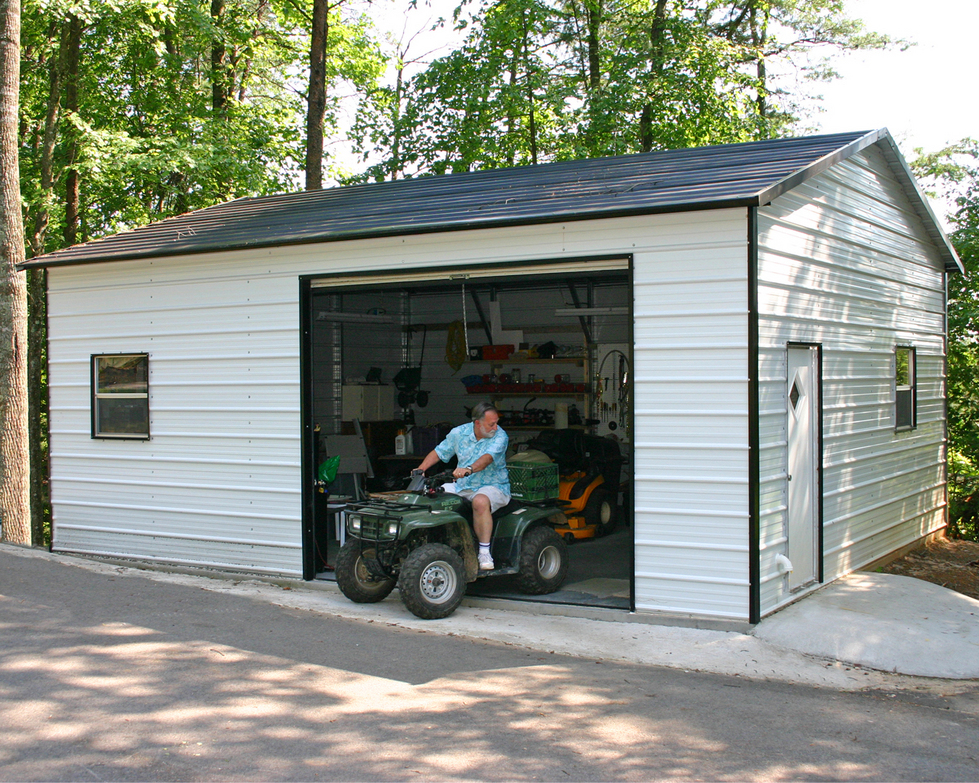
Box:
[434,422,510,495]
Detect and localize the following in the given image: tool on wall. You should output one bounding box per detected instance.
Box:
[595,347,630,439]
[394,324,430,410]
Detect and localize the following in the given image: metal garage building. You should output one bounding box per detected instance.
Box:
[22,129,961,623]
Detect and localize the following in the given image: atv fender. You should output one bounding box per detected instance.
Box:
[494,506,567,566]
[459,529,479,582]
[429,515,479,582]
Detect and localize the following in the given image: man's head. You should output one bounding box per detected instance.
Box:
[471,402,500,440]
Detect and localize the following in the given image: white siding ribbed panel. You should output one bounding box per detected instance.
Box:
[47,268,303,574]
[47,210,751,618]
[632,210,751,619]
[756,145,948,615]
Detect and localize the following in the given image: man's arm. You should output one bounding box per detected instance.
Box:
[415,449,443,474]
[466,454,494,473]
[451,453,492,480]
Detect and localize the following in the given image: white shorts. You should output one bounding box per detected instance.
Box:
[441,483,511,513]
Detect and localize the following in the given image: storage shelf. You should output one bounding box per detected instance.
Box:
[486,392,588,399]
[469,357,585,365]
[503,425,587,431]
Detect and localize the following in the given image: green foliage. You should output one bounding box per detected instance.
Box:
[350,0,893,181]
[18,0,385,253]
[947,453,979,542]
[914,139,979,541]
[19,0,300,251]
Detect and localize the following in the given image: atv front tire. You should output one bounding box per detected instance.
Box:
[335,540,396,603]
[398,543,466,619]
[517,526,569,594]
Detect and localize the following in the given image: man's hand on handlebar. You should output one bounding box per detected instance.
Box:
[451,465,473,480]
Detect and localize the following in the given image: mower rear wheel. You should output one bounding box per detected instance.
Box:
[584,487,617,536]
[335,541,396,603]
[517,526,569,594]
[398,543,466,619]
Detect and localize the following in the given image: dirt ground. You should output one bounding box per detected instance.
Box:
[880,534,979,601]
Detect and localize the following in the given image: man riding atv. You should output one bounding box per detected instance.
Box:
[414,402,508,571]
[334,402,570,619]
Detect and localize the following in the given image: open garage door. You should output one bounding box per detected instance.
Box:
[302,256,633,611]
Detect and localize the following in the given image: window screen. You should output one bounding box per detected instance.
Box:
[92,354,150,439]
[895,346,916,431]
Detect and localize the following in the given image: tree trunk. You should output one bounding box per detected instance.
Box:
[25,20,59,547]
[0,0,32,544]
[391,64,403,179]
[63,14,81,246]
[27,267,46,546]
[506,51,518,166]
[750,4,769,122]
[521,8,538,165]
[29,19,63,257]
[305,0,329,190]
[639,0,670,153]
[210,0,228,112]
[585,0,602,91]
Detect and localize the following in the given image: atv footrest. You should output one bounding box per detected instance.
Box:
[476,566,518,578]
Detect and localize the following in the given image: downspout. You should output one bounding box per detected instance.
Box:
[943,270,950,531]
[748,208,761,624]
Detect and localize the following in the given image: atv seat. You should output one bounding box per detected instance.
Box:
[442,493,522,530]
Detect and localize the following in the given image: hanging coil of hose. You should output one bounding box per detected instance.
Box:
[445,319,467,372]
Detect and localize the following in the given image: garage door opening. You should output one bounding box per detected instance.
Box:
[301,257,633,610]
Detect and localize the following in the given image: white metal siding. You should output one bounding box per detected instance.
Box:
[47,210,752,619]
[756,145,948,615]
[48,270,304,574]
[631,210,751,619]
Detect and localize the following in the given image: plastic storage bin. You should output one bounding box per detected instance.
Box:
[508,462,559,501]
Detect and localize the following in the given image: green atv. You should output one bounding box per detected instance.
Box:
[334,470,570,619]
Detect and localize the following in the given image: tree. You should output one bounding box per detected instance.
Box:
[914,140,979,540]
[352,0,891,180]
[0,0,31,544]
[306,0,330,189]
[19,0,307,251]
[286,0,384,189]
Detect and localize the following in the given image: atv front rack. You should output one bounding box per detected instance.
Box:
[345,498,417,516]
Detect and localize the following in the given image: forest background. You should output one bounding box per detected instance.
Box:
[1,0,977,545]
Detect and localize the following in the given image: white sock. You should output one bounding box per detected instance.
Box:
[479,543,491,556]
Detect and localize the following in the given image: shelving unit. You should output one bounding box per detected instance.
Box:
[464,353,592,431]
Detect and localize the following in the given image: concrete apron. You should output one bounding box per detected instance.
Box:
[753,571,979,679]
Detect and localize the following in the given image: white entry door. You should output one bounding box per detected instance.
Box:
[786,345,820,590]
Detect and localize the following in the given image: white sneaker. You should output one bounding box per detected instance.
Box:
[478,551,495,570]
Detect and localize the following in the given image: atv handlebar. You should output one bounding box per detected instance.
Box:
[407,469,455,494]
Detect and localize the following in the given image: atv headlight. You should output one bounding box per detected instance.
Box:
[386,520,400,538]
[347,513,362,532]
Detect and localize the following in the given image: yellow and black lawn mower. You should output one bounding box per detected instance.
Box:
[526,429,625,541]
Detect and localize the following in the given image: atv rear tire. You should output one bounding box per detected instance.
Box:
[398,543,466,619]
[517,526,569,594]
[584,486,617,536]
[335,540,396,603]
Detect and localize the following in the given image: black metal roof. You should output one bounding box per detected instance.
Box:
[21,129,961,271]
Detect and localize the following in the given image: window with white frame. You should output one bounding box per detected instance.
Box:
[895,346,916,431]
[92,354,150,439]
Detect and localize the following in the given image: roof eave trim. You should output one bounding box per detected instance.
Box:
[875,133,964,274]
[16,196,758,271]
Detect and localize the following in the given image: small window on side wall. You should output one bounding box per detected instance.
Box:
[92,354,150,439]
[895,346,916,431]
